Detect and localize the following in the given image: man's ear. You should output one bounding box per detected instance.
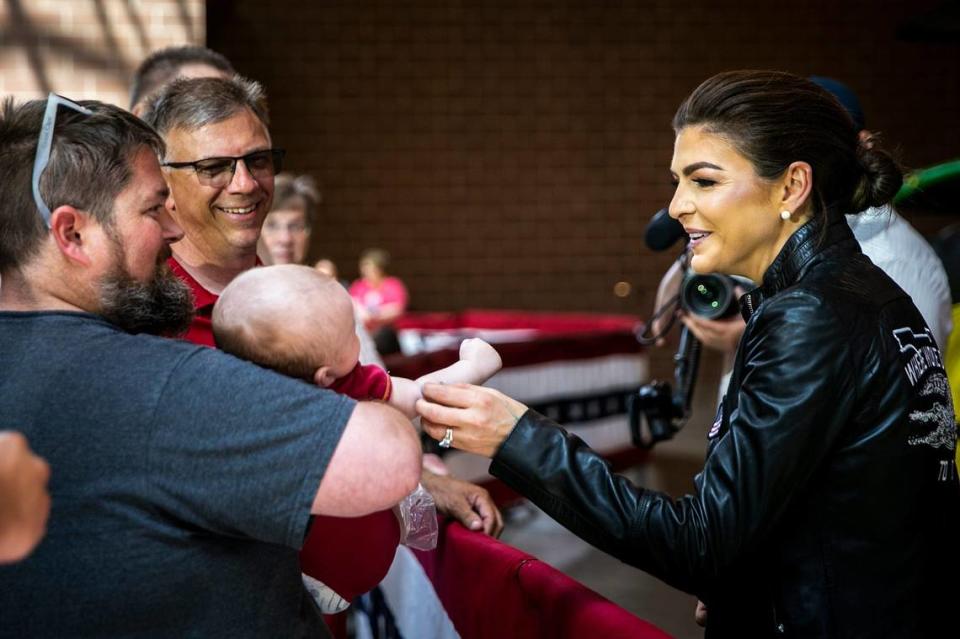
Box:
[313,366,337,388]
[49,205,97,267]
[779,161,814,218]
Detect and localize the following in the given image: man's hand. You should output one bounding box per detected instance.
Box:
[0,431,51,564]
[420,469,504,538]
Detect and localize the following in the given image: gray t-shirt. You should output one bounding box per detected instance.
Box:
[0,311,355,638]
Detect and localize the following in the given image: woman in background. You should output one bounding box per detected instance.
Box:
[259,173,319,267]
[350,248,409,355]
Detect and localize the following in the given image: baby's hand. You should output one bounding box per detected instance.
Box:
[459,338,502,379]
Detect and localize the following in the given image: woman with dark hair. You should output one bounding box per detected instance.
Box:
[417,71,959,637]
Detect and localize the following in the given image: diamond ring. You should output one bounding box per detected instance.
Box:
[438,428,454,448]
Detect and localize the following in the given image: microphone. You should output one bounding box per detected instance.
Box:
[644,208,686,252]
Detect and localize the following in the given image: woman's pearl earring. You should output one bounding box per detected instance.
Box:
[780,210,792,221]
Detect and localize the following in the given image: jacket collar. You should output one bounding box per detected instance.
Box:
[740,215,858,320]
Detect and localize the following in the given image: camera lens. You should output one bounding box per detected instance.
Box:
[681,273,738,319]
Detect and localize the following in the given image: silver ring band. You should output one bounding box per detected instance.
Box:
[438,428,454,448]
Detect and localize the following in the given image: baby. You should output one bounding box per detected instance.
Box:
[212,264,502,416]
[211,264,502,612]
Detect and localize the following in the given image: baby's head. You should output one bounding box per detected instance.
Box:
[213,264,360,386]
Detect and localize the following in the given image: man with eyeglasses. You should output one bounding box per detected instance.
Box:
[140,74,279,346]
[0,95,421,637]
[141,74,503,614]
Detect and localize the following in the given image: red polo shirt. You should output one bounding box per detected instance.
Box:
[167,256,224,348]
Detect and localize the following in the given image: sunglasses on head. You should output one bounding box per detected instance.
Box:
[32,93,93,228]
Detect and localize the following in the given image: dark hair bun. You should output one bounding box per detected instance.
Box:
[852,134,902,212]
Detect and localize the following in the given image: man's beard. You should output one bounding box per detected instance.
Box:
[98,242,195,337]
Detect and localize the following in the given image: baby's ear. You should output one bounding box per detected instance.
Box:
[313,366,338,388]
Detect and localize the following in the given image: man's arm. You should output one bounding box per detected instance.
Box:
[312,401,422,516]
[390,338,502,417]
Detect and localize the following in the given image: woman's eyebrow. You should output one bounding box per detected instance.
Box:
[682,161,723,176]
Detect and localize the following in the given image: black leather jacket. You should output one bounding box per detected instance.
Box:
[491,216,960,638]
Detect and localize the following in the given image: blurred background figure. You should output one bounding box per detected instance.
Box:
[315,258,350,289]
[260,173,381,367]
[129,45,234,116]
[314,258,338,278]
[351,248,409,355]
[0,432,51,564]
[260,173,321,266]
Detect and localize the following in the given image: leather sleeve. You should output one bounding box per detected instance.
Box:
[490,289,857,594]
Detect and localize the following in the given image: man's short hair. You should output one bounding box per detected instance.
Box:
[130,46,235,109]
[140,75,270,138]
[0,98,165,271]
[272,173,322,227]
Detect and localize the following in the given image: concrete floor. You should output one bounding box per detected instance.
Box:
[499,451,706,639]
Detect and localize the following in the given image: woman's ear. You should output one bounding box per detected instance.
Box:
[49,205,94,267]
[313,366,337,388]
[779,161,814,218]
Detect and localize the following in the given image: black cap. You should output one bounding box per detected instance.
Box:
[809,76,866,132]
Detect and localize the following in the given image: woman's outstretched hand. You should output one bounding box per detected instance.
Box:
[416,383,528,458]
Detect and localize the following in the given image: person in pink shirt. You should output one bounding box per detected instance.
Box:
[350,248,408,354]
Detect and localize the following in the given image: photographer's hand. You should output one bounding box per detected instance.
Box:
[680,309,746,355]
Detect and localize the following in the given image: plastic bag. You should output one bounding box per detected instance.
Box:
[395,483,439,550]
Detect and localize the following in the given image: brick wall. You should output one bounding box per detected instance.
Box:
[3,0,957,328]
[0,0,204,107]
[209,0,960,325]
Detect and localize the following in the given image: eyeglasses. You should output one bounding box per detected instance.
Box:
[32,93,93,227]
[161,148,285,188]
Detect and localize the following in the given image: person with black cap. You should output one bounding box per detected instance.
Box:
[809,76,951,348]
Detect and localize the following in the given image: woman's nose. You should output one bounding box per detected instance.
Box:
[668,188,693,221]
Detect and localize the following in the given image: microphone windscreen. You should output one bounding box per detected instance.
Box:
[644,208,686,251]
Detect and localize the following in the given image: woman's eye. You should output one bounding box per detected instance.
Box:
[693,178,716,187]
